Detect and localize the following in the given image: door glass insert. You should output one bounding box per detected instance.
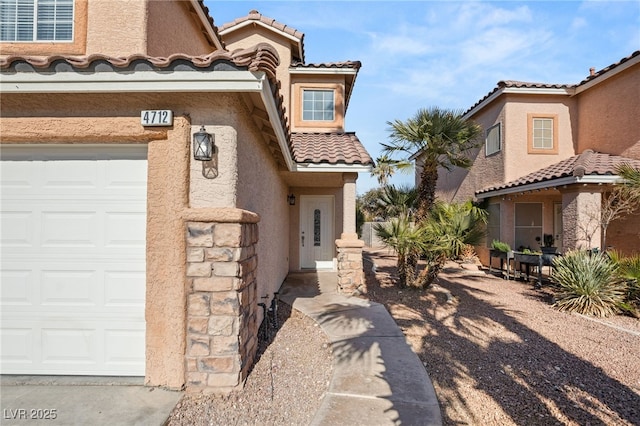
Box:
[313,209,321,246]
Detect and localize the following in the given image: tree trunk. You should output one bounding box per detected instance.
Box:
[416,160,438,223]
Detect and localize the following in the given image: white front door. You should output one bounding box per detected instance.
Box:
[300,196,334,269]
[0,145,147,376]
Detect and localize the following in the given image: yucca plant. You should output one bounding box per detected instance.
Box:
[551,250,627,317]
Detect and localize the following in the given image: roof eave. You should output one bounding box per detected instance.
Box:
[575,53,640,94]
[1,68,295,171]
[219,20,304,61]
[463,86,575,120]
[190,0,224,51]
[292,163,373,173]
[475,175,623,199]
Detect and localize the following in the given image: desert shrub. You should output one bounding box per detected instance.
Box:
[608,250,640,317]
[551,250,627,317]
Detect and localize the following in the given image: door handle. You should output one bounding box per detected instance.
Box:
[301,235,305,247]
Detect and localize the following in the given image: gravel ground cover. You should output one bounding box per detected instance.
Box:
[167,248,639,425]
[364,248,640,426]
[166,303,332,426]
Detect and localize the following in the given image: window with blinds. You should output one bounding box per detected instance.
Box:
[485,122,501,156]
[1,0,73,42]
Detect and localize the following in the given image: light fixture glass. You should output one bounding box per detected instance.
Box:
[287,194,296,205]
[193,125,214,161]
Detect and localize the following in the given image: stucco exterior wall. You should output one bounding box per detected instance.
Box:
[221,28,293,120]
[146,0,215,56]
[86,0,148,55]
[607,211,640,255]
[0,102,191,388]
[234,100,290,312]
[290,74,346,133]
[435,100,505,203]
[576,64,640,158]
[502,94,578,182]
[0,89,280,389]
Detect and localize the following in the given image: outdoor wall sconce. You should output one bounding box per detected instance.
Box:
[287,194,296,205]
[193,125,218,179]
[193,125,214,161]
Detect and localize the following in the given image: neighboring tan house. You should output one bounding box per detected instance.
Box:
[430,50,640,264]
[0,2,372,392]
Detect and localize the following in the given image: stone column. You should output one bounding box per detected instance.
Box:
[561,189,602,251]
[184,209,259,393]
[335,173,365,294]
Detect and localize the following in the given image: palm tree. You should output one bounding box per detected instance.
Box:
[383,107,482,222]
[370,154,413,186]
[617,163,640,198]
[376,185,418,220]
[374,215,428,288]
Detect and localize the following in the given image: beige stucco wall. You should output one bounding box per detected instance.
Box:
[576,63,640,159]
[86,0,148,55]
[0,99,190,388]
[502,94,578,181]
[232,98,290,310]
[146,0,216,56]
[0,89,287,388]
[221,27,293,120]
[607,211,640,255]
[0,0,216,58]
[435,99,505,203]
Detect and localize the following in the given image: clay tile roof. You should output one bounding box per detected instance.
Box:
[464,80,573,116]
[465,51,640,117]
[291,61,362,70]
[476,150,640,195]
[290,132,374,166]
[578,50,640,86]
[0,43,280,80]
[218,10,305,62]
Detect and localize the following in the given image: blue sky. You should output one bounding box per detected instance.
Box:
[205,1,640,194]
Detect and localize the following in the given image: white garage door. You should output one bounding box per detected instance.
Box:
[1,145,147,376]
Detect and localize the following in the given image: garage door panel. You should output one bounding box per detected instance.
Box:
[0,270,33,306]
[1,145,147,376]
[41,211,99,247]
[2,261,144,312]
[105,211,146,247]
[0,211,34,247]
[40,269,98,306]
[105,271,145,307]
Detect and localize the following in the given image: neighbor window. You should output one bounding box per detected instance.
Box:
[485,123,501,156]
[302,89,334,121]
[528,114,558,154]
[486,203,501,247]
[0,0,73,42]
[514,202,542,251]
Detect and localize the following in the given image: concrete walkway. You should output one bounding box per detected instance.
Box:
[279,272,442,426]
[0,376,182,426]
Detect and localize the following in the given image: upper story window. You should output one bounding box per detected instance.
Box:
[528,114,558,154]
[302,89,335,121]
[0,0,73,42]
[485,123,501,156]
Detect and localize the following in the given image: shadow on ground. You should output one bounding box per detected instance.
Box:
[363,248,640,425]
